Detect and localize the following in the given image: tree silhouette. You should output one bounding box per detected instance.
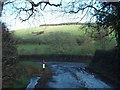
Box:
[1,22,18,88]
[1,1,18,88]
[96,2,120,50]
[62,1,120,51]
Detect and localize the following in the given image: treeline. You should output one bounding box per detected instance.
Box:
[40,22,85,26]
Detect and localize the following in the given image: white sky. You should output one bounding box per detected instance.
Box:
[0,0,96,30]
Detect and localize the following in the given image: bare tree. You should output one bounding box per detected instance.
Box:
[61,0,120,50]
[2,0,62,22]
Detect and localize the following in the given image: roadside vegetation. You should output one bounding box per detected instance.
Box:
[11,60,51,88]
[12,24,116,56]
[2,23,19,88]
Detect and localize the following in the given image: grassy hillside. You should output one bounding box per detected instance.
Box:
[12,24,116,56]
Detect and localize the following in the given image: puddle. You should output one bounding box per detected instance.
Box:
[26,76,40,90]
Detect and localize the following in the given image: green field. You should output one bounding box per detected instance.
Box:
[12,24,116,56]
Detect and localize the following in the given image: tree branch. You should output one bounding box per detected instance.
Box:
[26,0,62,8]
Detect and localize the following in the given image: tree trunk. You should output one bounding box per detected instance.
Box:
[118,31,120,51]
[0,0,3,89]
[0,0,3,17]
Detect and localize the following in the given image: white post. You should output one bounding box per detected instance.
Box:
[43,63,45,69]
[42,59,45,71]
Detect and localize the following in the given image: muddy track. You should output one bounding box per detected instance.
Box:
[46,62,113,88]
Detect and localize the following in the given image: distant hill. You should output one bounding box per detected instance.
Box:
[12,24,116,56]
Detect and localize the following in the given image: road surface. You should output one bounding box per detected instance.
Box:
[46,62,113,88]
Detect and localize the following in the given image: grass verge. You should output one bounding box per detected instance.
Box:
[11,60,51,88]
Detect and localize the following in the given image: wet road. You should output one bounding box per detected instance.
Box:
[46,62,112,88]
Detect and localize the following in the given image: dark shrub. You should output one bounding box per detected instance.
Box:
[2,23,18,88]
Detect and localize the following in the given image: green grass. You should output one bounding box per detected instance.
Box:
[12,75,29,88]
[12,24,117,56]
[17,44,50,55]
[17,44,95,55]
[12,25,86,41]
[11,61,49,88]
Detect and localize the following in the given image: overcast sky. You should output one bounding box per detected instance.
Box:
[0,0,96,30]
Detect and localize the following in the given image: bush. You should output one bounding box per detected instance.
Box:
[2,23,18,88]
[89,49,120,85]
